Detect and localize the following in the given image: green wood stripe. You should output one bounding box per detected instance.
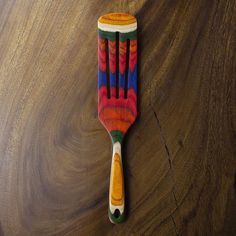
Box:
[110,130,123,144]
[109,209,125,224]
[120,30,137,41]
[99,30,116,41]
[99,29,137,41]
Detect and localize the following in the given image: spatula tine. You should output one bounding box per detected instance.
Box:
[108,39,117,98]
[98,37,108,98]
[128,39,137,99]
[119,40,127,98]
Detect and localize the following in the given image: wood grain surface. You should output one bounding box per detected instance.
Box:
[0,0,235,235]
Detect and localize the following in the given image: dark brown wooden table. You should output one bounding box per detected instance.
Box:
[0,1,235,235]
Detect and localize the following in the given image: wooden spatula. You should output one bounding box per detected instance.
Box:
[98,13,137,223]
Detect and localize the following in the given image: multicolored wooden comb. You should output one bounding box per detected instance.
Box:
[98,13,137,223]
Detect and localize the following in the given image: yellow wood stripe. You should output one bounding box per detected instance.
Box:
[111,153,124,206]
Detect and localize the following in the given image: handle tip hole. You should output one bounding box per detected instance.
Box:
[114,209,121,218]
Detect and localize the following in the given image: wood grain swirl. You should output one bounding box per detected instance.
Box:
[0,0,235,235]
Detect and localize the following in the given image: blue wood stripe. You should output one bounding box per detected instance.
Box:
[128,65,137,92]
[119,73,125,88]
[110,72,116,88]
[98,70,107,88]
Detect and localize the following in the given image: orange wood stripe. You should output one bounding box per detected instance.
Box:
[103,119,132,133]
[99,106,135,121]
[98,13,136,25]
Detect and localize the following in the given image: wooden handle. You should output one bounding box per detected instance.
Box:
[109,141,125,223]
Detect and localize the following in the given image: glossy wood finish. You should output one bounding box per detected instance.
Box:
[0,0,235,235]
[98,13,137,223]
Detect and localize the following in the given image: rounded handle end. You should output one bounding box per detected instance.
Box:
[109,208,125,224]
